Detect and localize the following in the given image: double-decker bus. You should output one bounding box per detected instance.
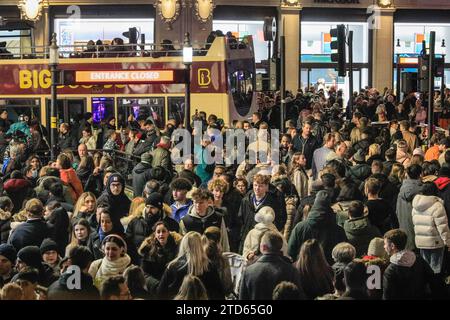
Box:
[0,35,257,130]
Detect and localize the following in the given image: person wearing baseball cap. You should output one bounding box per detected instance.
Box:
[126,193,179,251]
[0,244,17,288]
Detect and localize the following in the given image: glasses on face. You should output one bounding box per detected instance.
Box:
[110,183,122,189]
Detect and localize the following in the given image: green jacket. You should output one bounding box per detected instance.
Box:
[151,147,171,171]
[344,216,381,258]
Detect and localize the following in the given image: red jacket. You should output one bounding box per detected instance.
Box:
[60,168,83,203]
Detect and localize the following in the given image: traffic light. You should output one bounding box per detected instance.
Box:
[418,55,429,92]
[330,24,346,77]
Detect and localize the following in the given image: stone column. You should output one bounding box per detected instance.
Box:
[371,8,396,91]
[278,4,301,93]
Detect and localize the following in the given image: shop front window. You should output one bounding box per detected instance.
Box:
[395,24,450,63]
[301,22,369,63]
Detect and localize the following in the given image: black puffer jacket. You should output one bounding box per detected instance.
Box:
[347,163,371,188]
[288,190,347,264]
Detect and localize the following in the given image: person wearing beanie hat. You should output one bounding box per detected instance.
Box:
[132,152,153,197]
[288,190,347,264]
[126,192,179,251]
[97,173,131,234]
[7,198,51,252]
[13,267,40,300]
[16,246,58,288]
[0,244,17,288]
[170,178,194,223]
[40,238,60,270]
[242,206,288,262]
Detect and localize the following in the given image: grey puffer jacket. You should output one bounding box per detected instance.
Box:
[396,179,422,251]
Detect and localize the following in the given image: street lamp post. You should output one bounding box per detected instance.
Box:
[49,32,59,161]
[183,32,193,130]
[396,38,401,103]
[441,39,446,115]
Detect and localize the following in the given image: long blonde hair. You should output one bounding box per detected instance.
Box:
[174,275,208,300]
[366,143,381,161]
[168,231,209,277]
[389,163,405,181]
[73,192,97,218]
[129,197,145,217]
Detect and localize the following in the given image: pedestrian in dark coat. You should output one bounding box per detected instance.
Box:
[291,122,320,170]
[97,173,131,234]
[8,199,51,252]
[126,193,179,251]
[383,229,437,300]
[239,231,306,300]
[132,153,153,197]
[47,246,99,300]
[238,174,287,254]
[138,221,181,293]
[343,201,381,258]
[288,190,347,264]
[157,231,224,300]
[44,201,70,257]
[396,165,423,251]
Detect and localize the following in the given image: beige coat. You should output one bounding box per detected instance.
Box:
[401,130,419,155]
[292,168,309,200]
[412,195,450,249]
[242,223,288,261]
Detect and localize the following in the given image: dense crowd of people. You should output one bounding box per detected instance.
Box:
[1,85,450,300]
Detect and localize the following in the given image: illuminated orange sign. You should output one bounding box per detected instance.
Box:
[399,57,419,64]
[75,70,175,84]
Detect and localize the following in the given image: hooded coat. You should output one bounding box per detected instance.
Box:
[396,179,422,251]
[288,190,347,264]
[180,205,230,252]
[132,161,153,197]
[411,195,450,249]
[97,173,131,233]
[344,216,381,258]
[383,250,435,300]
[243,222,288,261]
[435,176,450,219]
